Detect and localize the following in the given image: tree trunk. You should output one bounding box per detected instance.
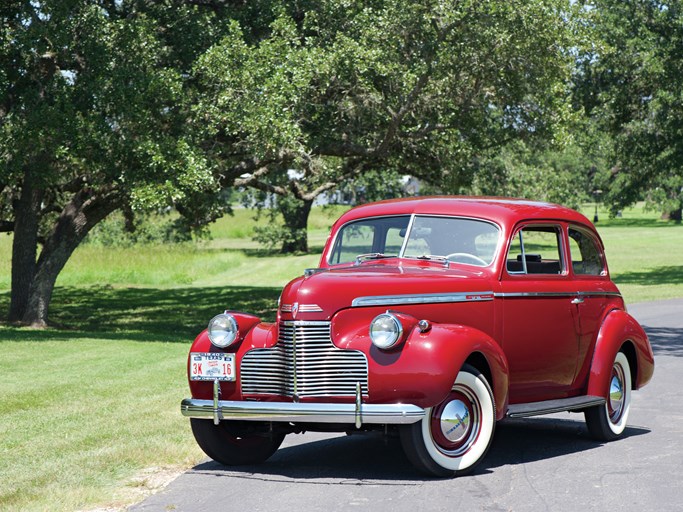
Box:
[8,171,43,322]
[661,207,682,222]
[280,198,313,253]
[21,189,120,327]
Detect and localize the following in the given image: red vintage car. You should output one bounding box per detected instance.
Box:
[181,197,654,476]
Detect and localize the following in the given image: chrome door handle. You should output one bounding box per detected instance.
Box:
[571,297,584,304]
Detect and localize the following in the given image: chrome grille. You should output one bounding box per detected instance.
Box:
[240,321,369,398]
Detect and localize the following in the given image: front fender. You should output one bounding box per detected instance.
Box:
[332,309,509,419]
[187,316,276,401]
[587,309,655,398]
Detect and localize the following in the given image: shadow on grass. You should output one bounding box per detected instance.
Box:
[612,265,683,286]
[0,285,281,343]
[231,247,325,258]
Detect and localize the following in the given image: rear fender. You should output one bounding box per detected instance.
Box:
[587,309,655,398]
[332,309,509,419]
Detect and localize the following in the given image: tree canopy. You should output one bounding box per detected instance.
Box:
[2,0,680,327]
[575,0,683,219]
[0,1,230,326]
[191,0,579,250]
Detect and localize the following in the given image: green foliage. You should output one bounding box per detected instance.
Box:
[83,212,193,247]
[336,170,408,204]
[0,2,217,199]
[0,1,243,323]
[252,222,306,253]
[576,0,683,216]
[192,0,580,248]
[469,139,603,208]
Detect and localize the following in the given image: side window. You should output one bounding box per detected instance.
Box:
[568,227,606,276]
[506,225,564,275]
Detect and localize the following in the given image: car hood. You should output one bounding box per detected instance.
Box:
[278,261,494,320]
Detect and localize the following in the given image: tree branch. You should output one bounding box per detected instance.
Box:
[372,18,464,158]
[58,175,88,193]
[183,0,247,10]
[298,159,373,201]
[313,141,374,158]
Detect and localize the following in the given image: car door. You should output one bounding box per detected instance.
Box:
[566,224,617,388]
[499,223,581,403]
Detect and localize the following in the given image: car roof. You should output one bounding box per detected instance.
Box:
[333,196,593,229]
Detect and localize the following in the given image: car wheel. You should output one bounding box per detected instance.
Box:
[585,351,632,441]
[400,364,496,477]
[190,418,285,465]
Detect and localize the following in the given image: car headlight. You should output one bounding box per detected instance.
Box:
[208,313,239,348]
[370,313,403,349]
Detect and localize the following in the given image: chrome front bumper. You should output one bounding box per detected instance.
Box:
[181,398,425,426]
[182,381,425,427]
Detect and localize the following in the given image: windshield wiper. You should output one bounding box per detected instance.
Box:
[416,254,449,263]
[355,253,391,265]
[414,254,450,267]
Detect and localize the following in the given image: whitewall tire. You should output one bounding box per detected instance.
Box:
[585,351,632,441]
[400,364,496,477]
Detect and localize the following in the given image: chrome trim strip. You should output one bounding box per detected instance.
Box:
[398,213,417,256]
[355,382,362,429]
[494,291,622,299]
[280,303,324,313]
[181,398,425,425]
[352,291,494,307]
[352,290,621,306]
[578,291,622,298]
[494,292,575,298]
[292,325,298,400]
[280,320,331,326]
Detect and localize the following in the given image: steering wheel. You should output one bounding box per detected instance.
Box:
[445,252,487,266]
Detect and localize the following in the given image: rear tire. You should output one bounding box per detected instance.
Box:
[400,364,496,477]
[585,351,632,441]
[190,419,285,465]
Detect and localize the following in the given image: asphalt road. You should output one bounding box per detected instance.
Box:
[131,299,683,512]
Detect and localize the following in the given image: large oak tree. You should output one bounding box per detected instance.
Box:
[192,0,580,252]
[0,1,231,326]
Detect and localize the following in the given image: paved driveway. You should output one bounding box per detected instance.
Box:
[131,299,683,512]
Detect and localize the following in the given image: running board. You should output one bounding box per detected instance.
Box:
[506,396,605,418]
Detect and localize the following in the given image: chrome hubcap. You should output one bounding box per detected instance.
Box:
[608,364,625,422]
[430,388,480,455]
[439,399,471,445]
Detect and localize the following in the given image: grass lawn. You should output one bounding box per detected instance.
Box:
[0,202,681,511]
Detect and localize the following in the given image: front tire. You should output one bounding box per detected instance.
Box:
[190,418,285,465]
[400,364,496,477]
[585,351,632,441]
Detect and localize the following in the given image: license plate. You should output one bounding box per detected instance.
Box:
[189,353,236,381]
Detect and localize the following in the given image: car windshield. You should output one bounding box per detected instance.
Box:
[328,215,500,267]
